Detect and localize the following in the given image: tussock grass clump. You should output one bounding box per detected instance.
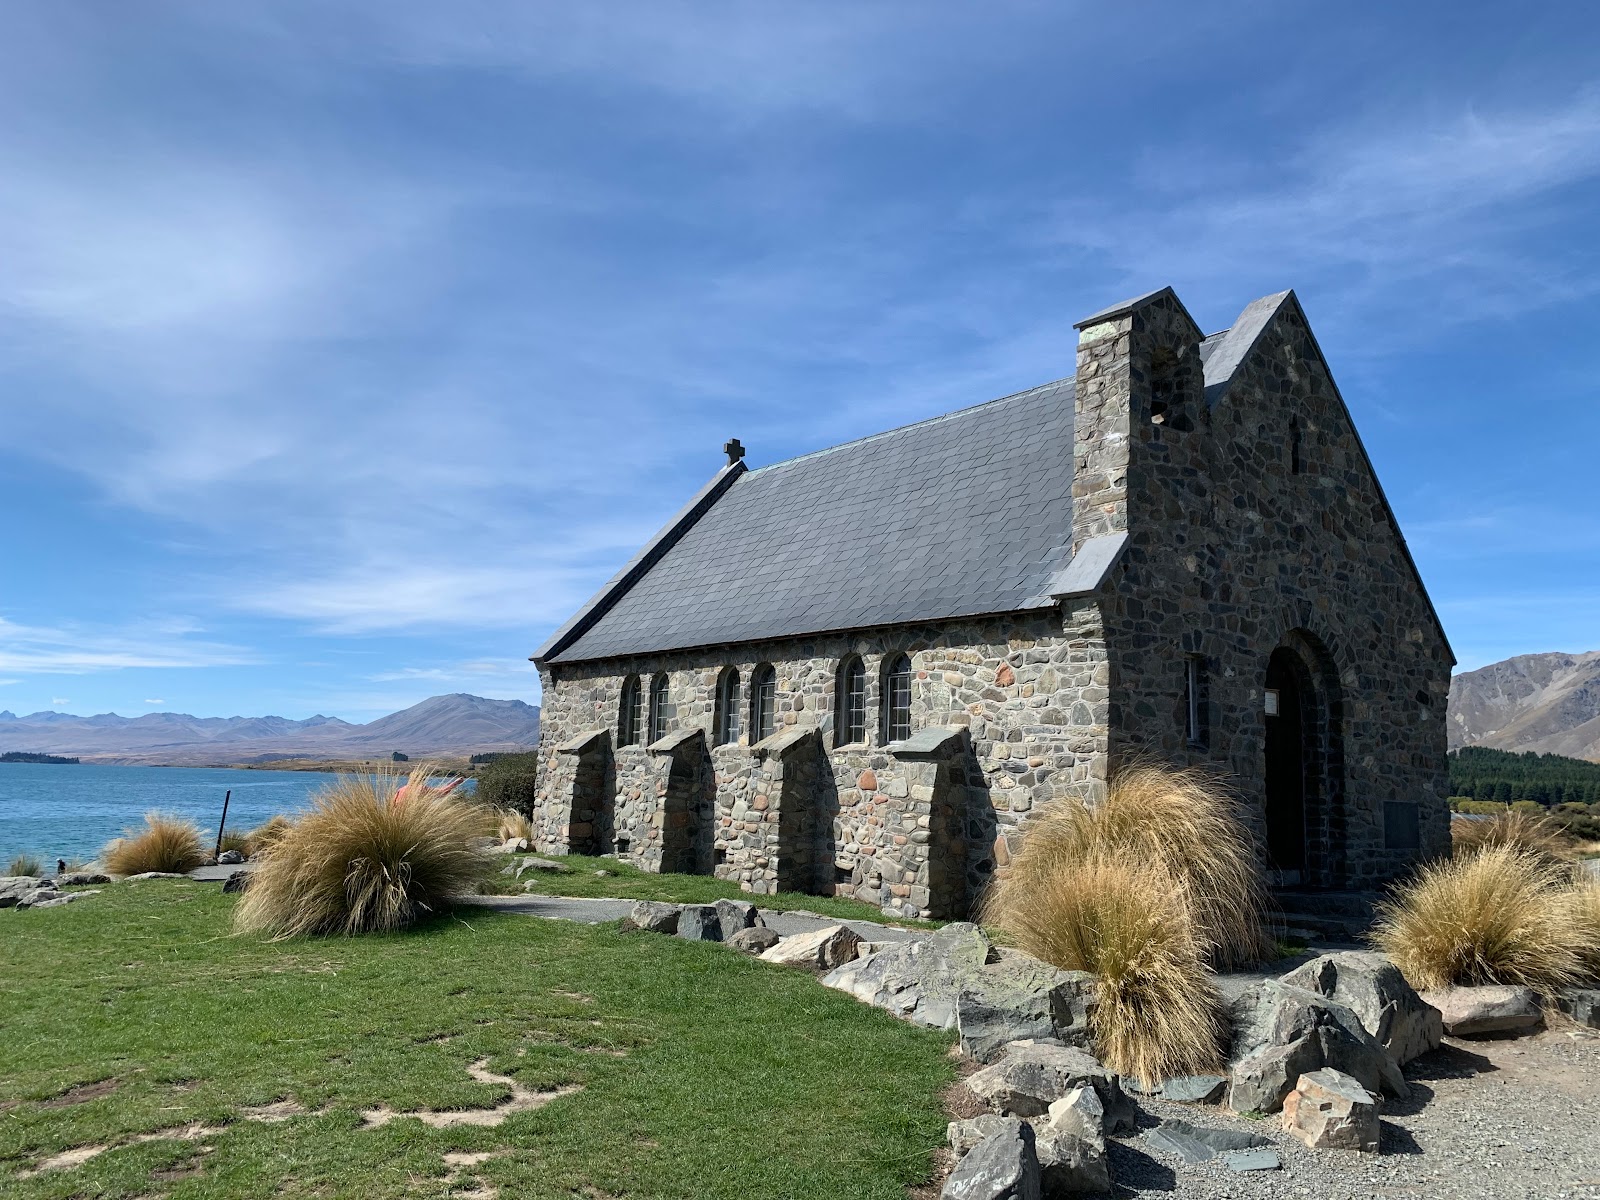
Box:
[218,829,251,855]
[6,853,43,877]
[1574,878,1600,983]
[242,815,294,859]
[992,765,1272,968]
[103,813,208,876]
[496,809,535,844]
[1374,845,1599,991]
[234,764,489,939]
[1451,808,1571,868]
[988,851,1225,1085]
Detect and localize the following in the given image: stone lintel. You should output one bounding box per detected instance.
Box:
[751,723,820,761]
[647,727,706,756]
[557,729,609,755]
[888,725,969,761]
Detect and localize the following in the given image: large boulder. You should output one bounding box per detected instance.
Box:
[966,1041,1136,1133]
[0,876,44,908]
[823,922,997,1028]
[1226,981,1407,1113]
[1281,1067,1380,1152]
[675,904,723,942]
[628,901,681,934]
[760,925,862,970]
[727,926,781,955]
[958,952,1097,1063]
[949,1114,1015,1158]
[1279,951,1442,1064]
[713,898,762,940]
[1555,987,1600,1030]
[1420,985,1542,1036]
[57,872,110,886]
[942,1118,1040,1200]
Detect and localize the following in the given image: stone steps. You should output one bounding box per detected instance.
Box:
[1268,889,1383,944]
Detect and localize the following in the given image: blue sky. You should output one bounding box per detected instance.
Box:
[1,2,1597,721]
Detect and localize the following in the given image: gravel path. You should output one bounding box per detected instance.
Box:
[1111,1030,1600,1199]
[459,893,926,943]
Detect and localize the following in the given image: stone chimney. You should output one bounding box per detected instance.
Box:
[1070,287,1205,557]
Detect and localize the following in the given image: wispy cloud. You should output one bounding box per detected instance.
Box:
[0,617,256,675]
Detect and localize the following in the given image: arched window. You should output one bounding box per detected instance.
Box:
[836,655,866,746]
[750,663,777,743]
[647,673,670,744]
[715,667,741,746]
[881,653,912,743]
[618,675,643,746]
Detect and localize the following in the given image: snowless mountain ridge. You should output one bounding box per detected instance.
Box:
[0,693,540,765]
[1448,651,1600,762]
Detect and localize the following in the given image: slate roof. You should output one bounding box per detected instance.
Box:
[544,378,1079,663]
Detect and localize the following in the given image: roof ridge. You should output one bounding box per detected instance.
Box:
[748,375,1074,475]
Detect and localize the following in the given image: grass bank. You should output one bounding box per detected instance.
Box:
[506,852,942,928]
[0,881,955,1199]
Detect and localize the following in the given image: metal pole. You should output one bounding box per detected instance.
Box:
[214,789,232,860]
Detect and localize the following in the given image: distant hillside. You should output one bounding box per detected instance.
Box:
[1448,651,1600,762]
[0,694,539,766]
[1448,745,1600,805]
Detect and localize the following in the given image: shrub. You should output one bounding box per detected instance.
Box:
[988,764,1272,968]
[984,850,1224,1085]
[234,764,489,938]
[1451,808,1570,868]
[103,813,208,876]
[242,815,294,858]
[475,751,538,813]
[6,854,43,877]
[1373,845,1598,991]
[1574,878,1600,984]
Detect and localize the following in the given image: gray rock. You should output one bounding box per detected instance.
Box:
[760,924,862,969]
[0,876,43,907]
[27,894,84,909]
[1226,981,1407,1113]
[1158,1075,1228,1104]
[466,836,500,852]
[1144,1127,1215,1164]
[1221,1148,1281,1172]
[942,1118,1040,1200]
[124,872,190,881]
[511,856,572,876]
[1158,1118,1270,1153]
[1279,951,1443,1064]
[1044,1087,1103,1140]
[822,923,997,1029]
[966,1041,1135,1133]
[727,926,780,955]
[222,870,252,895]
[1037,1089,1112,1195]
[1421,985,1542,1036]
[675,904,723,941]
[1554,987,1600,1029]
[218,849,245,865]
[958,952,1097,1063]
[949,1114,1014,1157]
[498,837,530,853]
[56,872,110,886]
[629,901,681,934]
[1281,1067,1380,1152]
[713,898,762,939]
[16,888,64,908]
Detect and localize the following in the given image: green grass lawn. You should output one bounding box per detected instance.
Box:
[0,880,956,1199]
[503,853,943,928]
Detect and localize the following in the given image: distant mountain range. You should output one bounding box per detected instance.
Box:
[0,694,540,766]
[1449,651,1600,762]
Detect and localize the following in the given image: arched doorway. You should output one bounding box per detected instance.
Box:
[1263,634,1346,887]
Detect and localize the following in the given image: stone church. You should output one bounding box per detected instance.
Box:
[530,287,1453,919]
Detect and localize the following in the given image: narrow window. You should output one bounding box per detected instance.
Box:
[1290,419,1303,475]
[881,653,912,743]
[715,668,741,746]
[1185,655,1208,748]
[750,663,777,743]
[618,675,642,746]
[836,655,866,746]
[647,673,670,744]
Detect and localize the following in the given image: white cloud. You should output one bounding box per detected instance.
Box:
[50,698,69,707]
[144,699,166,705]
[0,617,256,675]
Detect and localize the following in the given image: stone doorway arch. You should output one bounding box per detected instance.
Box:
[1263,631,1346,888]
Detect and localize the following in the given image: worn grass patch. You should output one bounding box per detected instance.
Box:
[0,882,954,1199]
[512,853,943,927]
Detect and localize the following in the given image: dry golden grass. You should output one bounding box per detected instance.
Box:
[6,854,43,877]
[242,815,294,859]
[984,849,1224,1085]
[1451,808,1571,867]
[496,808,536,843]
[234,764,489,939]
[103,813,208,876]
[1374,845,1600,991]
[1574,877,1600,984]
[218,829,251,855]
[991,764,1272,968]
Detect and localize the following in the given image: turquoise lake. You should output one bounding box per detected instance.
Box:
[0,763,348,864]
